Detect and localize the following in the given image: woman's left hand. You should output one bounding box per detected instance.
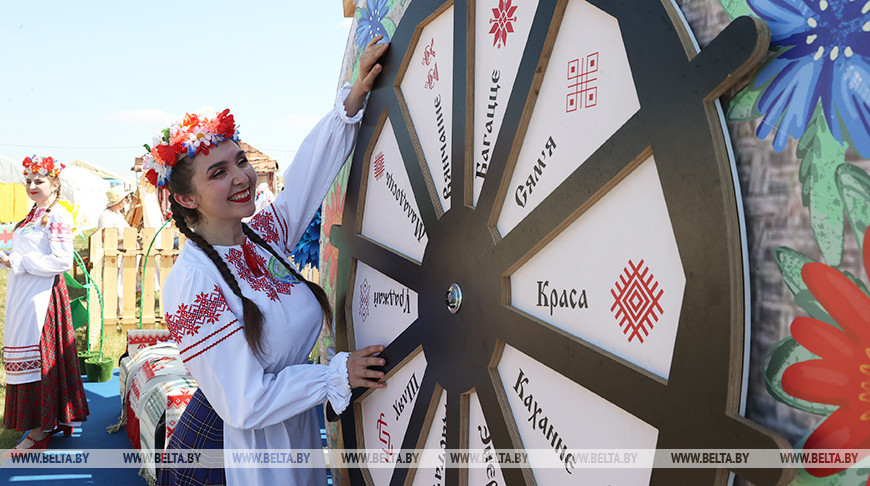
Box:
[345,35,390,116]
[0,253,10,268]
[346,345,387,389]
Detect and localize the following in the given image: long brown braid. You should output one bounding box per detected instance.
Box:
[40,184,61,226]
[14,205,36,230]
[169,196,268,358]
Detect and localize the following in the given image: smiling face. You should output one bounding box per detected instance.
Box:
[25,174,59,207]
[173,141,258,233]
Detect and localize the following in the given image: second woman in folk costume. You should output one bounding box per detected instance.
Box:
[0,155,89,455]
[154,37,389,485]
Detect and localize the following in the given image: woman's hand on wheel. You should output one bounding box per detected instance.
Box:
[347,345,387,389]
[344,35,389,116]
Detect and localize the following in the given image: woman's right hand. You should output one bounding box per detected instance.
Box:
[347,345,387,389]
[344,35,390,117]
[0,253,10,268]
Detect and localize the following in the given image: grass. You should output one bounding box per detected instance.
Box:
[0,269,11,449]
[0,269,129,449]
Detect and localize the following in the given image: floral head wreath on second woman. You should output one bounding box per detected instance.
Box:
[142,108,240,187]
[22,155,65,178]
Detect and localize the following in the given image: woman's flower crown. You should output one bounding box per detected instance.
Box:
[22,155,65,178]
[142,108,240,187]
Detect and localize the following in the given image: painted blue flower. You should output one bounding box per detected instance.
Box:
[748,0,870,155]
[355,0,391,49]
[291,208,321,270]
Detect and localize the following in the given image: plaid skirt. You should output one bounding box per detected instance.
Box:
[157,388,226,486]
[4,275,90,431]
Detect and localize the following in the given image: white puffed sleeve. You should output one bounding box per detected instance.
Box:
[11,208,73,277]
[163,259,352,430]
[247,83,364,254]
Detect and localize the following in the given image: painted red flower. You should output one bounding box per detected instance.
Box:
[781,227,870,478]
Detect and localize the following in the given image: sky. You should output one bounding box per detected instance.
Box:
[0,1,355,177]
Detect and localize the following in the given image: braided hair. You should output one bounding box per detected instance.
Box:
[15,180,61,230]
[167,155,332,358]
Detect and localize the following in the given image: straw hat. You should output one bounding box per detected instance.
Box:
[106,185,131,208]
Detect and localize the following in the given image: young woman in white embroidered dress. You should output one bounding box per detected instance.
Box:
[0,156,89,456]
[150,37,389,485]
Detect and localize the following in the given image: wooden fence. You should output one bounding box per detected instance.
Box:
[86,226,185,345]
[83,225,317,348]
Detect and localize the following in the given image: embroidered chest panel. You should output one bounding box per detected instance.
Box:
[224,241,299,301]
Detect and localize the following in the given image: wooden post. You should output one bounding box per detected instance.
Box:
[102,228,119,327]
[120,227,138,330]
[157,227,181,321]
[87,230,103,350]
[140,227,157,327]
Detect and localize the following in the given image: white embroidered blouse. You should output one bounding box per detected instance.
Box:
[162,84,362,485]
[3,205,74,384]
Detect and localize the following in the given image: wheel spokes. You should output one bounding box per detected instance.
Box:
[330,224,424,291]
[496,304,670,418]
[489,114,649,272]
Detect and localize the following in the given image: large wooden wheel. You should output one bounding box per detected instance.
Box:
[329,0,789,484]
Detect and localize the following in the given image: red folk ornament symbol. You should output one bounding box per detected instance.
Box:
[359,279,371,322]
[168,389,194,409]
[489,0,517,48]
[249,209,281,245]
[610,259,664,343]
[165,285,231,342]
[422,37,436,65]
[0,226,12,246]
[566,52,599,113]
[48,221,72,238]
[373,151,386,181]
[376,412,393,458]
[422,38,439,90]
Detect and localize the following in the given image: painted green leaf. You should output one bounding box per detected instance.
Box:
[794,291,837,327]
[774,247,834,325]
[774,247,814,295]
[382,17,396,38]
[836,163,870,251]
[843,270,870,299]
[725,51,784,122]
[717,0,755,20]
[796,104,847,266]
[726,83,764,121]
[763,337,837,415]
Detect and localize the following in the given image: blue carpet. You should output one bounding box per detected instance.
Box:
[0,369,145,485]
